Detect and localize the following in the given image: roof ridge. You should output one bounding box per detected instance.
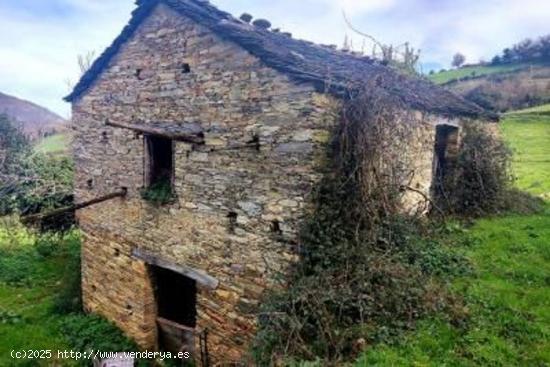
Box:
[65,0,498,121]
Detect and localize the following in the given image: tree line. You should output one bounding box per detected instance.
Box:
[491,34,550,65]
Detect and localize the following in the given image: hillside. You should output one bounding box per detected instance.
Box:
[0,92,66,138]
[428,63,550,112]
[429,63,534,85]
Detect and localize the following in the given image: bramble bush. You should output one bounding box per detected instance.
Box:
[59,314,137,354]
[436,121,543,217]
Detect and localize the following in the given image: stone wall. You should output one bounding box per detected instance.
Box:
[393,113,464,214]
[81,228,157,348]
[72,3,453,363]
[72,3,339,363]
[400,116,438,213]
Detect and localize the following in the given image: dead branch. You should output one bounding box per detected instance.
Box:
[21,189,127,224]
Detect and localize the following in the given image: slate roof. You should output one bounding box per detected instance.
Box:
[65,0,498,121]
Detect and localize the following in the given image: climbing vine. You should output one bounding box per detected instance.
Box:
[253,82,469,364]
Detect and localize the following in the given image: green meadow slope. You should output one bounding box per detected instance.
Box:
[34,133,70,155]
[428,63,532,85]
[504,106,550,199]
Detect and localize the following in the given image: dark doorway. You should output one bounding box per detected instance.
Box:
[433,125,459,197]
[146,135,174,186]
[152,266,197,327]
[151,266,197,354]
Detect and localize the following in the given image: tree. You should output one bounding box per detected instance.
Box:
[77,50,96,76]
[0,114,73,216]
[342,12,421,74]
[65,50,96,93]
[452,53,466,68]
[491,55,502,65]
[0,114,29,170]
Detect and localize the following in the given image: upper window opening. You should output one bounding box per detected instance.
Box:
[143,135,174,205]
[146,135,174,188]
[182,63,191,73]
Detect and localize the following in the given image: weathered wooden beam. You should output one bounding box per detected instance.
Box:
[21,189,127,224]
[132,248,219,290]
[157,317,196,333]
[106,120,204,144]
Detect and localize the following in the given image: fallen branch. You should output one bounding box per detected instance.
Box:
[400,185,445,217]
[21,188,127,224]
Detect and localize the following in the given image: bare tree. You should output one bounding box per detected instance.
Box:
[452,53,466,68]
[65,51,96,93]
[77,50,96,76]
[342,11,421,74]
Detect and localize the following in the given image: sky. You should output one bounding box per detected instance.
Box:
[0,0,549,118]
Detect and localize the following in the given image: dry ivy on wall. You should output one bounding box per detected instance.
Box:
[336,83,419,227]
[436,121,542,217]
[436,121,511,216]
[252,83,465,365]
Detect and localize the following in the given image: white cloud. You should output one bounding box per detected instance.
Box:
[1,0,549,116]
[0,0,134,117]
[322,0,396,13]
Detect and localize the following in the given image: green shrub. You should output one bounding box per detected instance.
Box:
[34,233,60,258]
[0,223,82,314]
[499,188,545,215]
[59,314,137,354]
[0,114,73,219]
[0,114,29,168]
[400,236,472,278]
[253,188,469,364]
[0,151,74,218]
[437,122,508,216]
[0,245,38,286]
[0,309,23,325]
[140,179,174,206]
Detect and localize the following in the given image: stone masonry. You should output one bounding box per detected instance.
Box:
[71,3,466,363]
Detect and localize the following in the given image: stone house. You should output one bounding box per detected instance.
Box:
[65,0,495,363]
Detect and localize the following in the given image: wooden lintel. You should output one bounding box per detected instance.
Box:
[433,118,460,128]
[132,248,219,290]
[106,120,204,144]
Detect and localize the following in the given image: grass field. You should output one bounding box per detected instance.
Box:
[503,105,550,198]
[357,106,550,366]
[0,223,136,366]
[507,103,550,116]
[0,224,74,365]
[428,63,531,85]
[34,133,69,155]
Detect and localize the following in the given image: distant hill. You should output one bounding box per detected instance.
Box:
[429,35,550,112]
[428,63,550,112]
[0,92,67,138]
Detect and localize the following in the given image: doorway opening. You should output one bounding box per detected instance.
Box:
[151,266,197,354]
[432,124,459,198]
